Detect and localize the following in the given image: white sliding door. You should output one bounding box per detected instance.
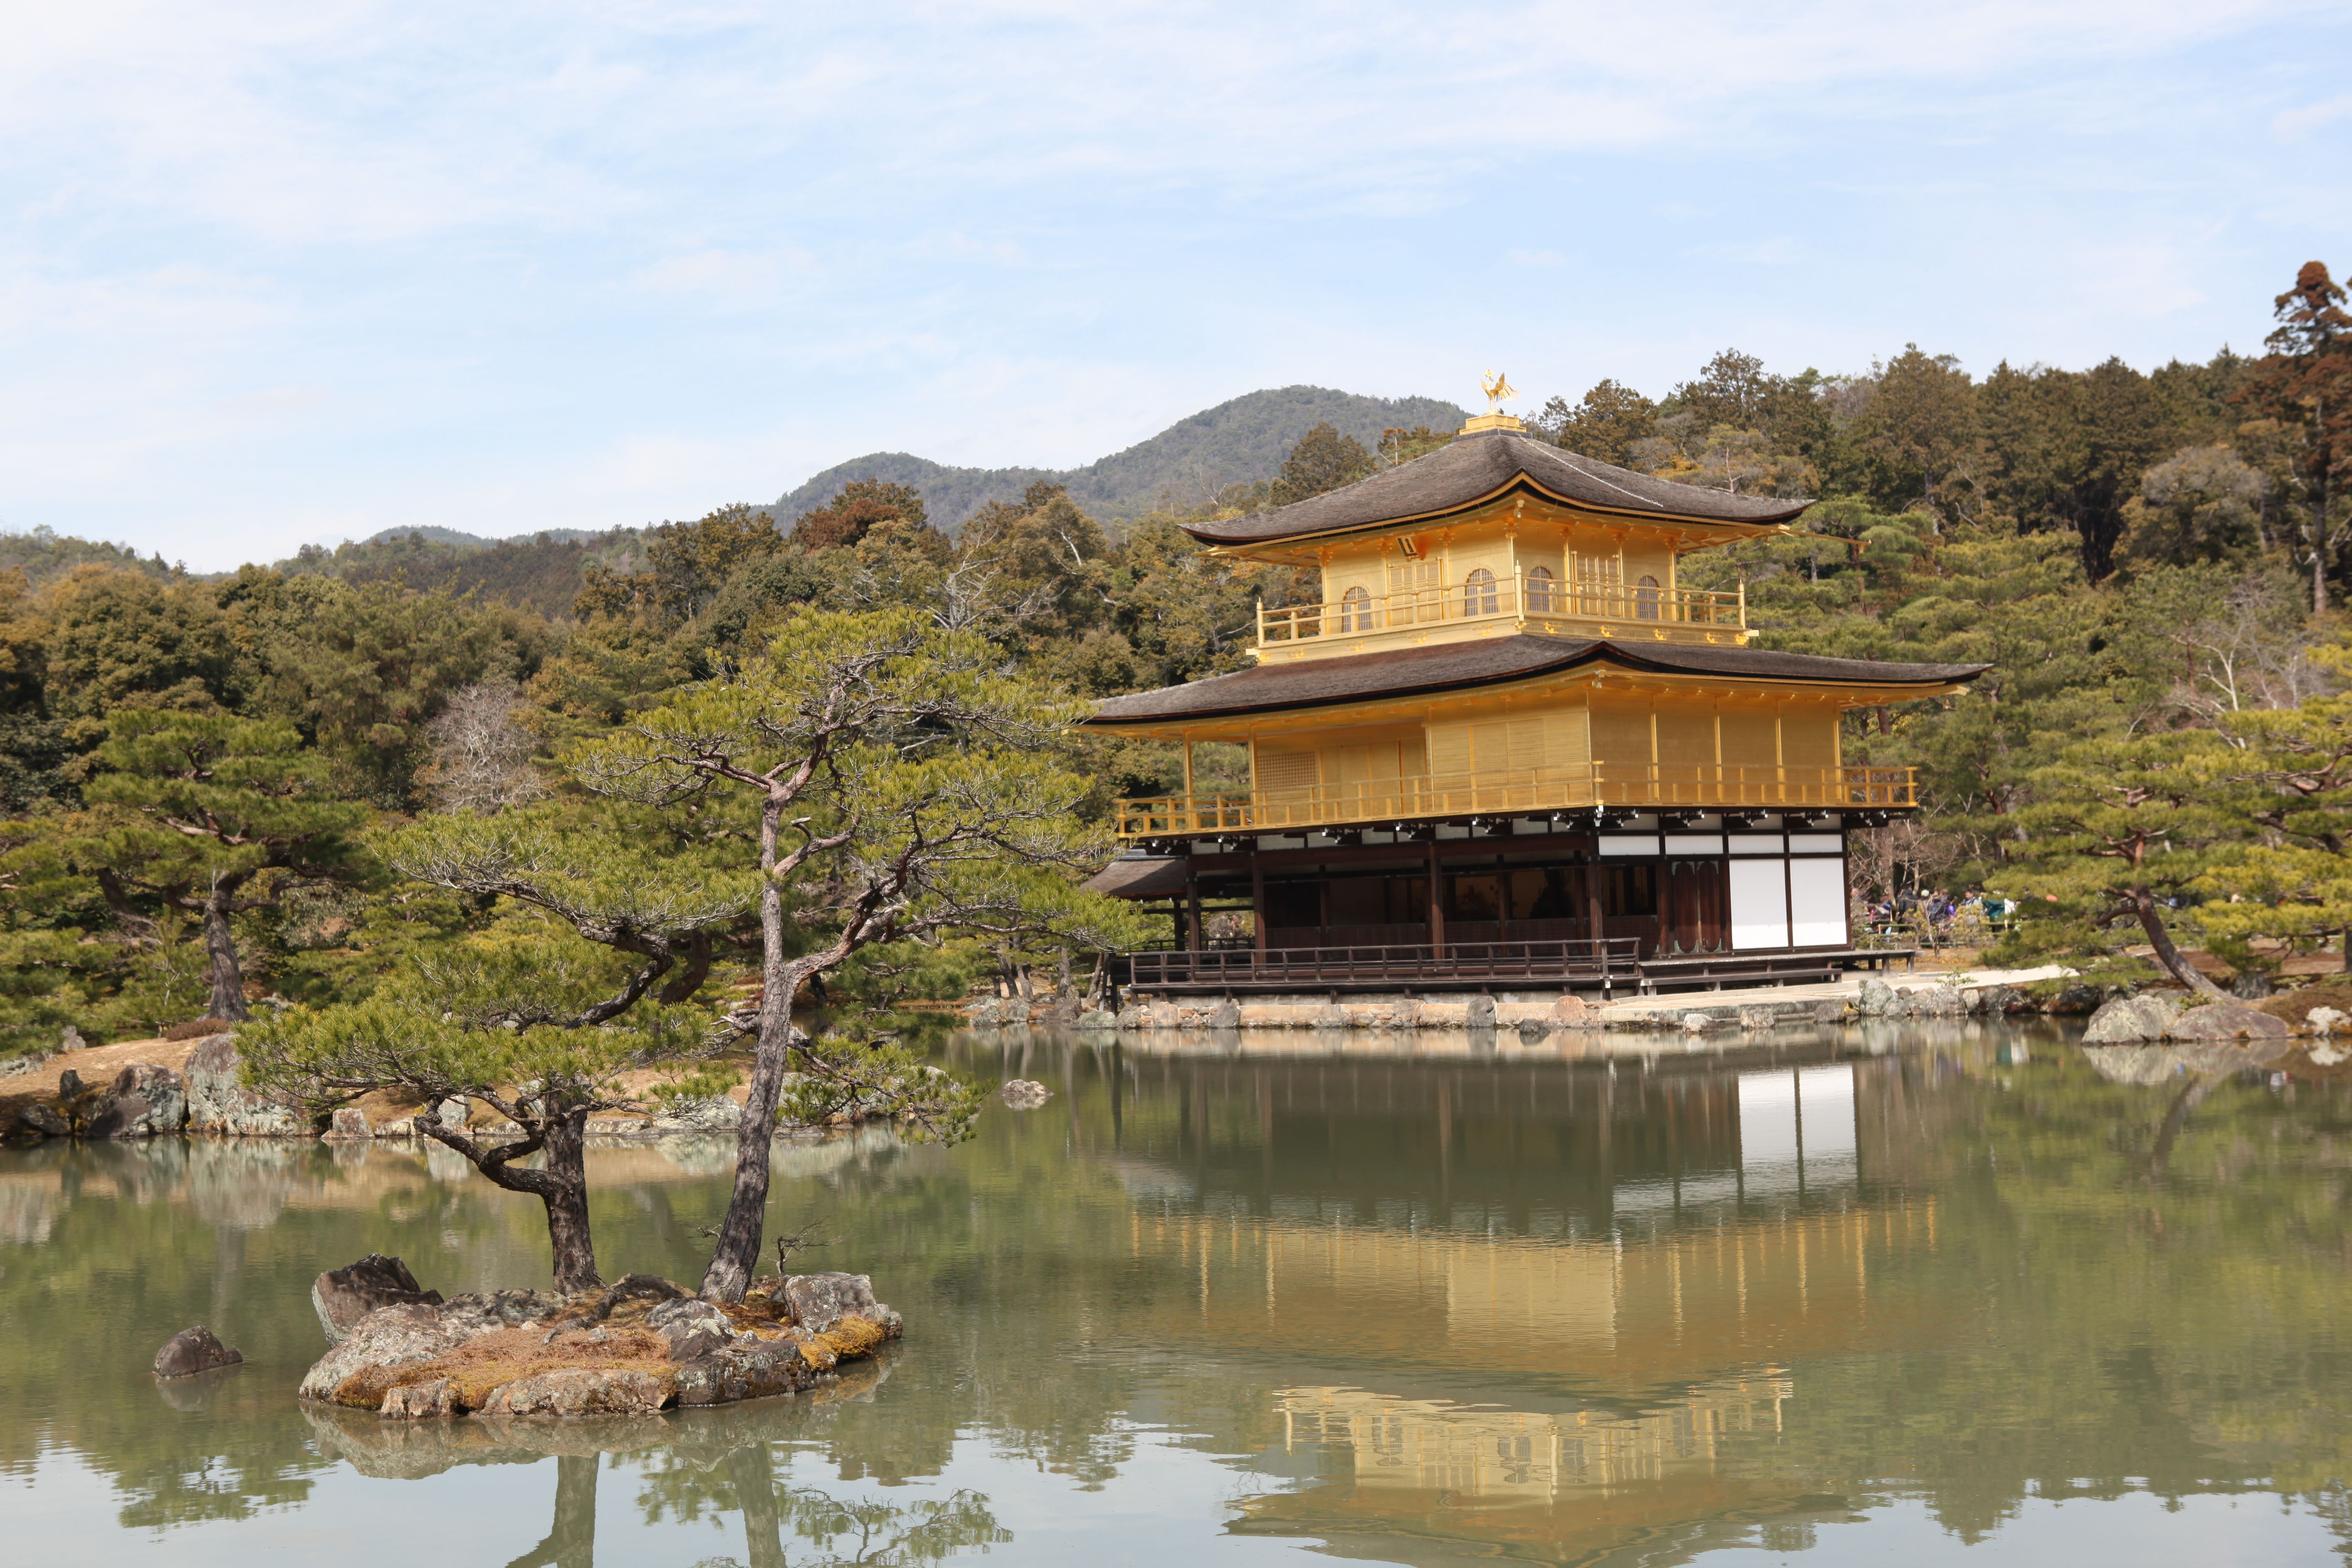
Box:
[1728,858,1789,950]
[1788,858,1848,947]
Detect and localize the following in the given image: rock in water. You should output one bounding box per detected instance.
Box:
[297,1302,478,1403]
[86,1063,187,1138]
[1516,1019,1551,1043]
[155,1325,243,1378]
[1738,1006,1775,1031]
[2166,1003,2290,1043]
[1000,1080,1051,1109]
[783,1271,902,1336]
[651,1095,743,1134]
[323,1107,371,1141]
[1465,994,1498,1029]
[478,1367,675,1417]
[2083,994,2182,1044]
[184,1034,306,1136]
[313,1254,444,1344]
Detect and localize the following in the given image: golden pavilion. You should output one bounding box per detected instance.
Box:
[1080,401,1984,996]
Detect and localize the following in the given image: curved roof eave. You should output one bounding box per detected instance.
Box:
[1080,634,1988,728]
[1179,431,1813,549]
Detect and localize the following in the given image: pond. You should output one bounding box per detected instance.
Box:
[6,1021,2351,1565]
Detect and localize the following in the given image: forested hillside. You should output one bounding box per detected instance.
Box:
[772,385,1469,528]
[0,261,2347,1047]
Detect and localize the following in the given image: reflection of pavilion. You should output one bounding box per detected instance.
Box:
[1273,1377,1790,1503]
[1240,1380,1834,1568]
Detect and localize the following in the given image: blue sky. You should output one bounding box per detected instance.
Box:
[3,2,2348,569]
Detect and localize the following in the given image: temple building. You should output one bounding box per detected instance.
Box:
[1080,405,1985,997]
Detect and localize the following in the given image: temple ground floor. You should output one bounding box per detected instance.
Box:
[1093,812,1896,998]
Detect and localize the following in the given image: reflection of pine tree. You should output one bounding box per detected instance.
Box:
[660,1441,1008,1567]
[502,1454,598,1568]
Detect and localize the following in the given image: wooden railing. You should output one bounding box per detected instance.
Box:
[1114,764,1917,837]
[1258,575,1744,645]
[1126,938,1644,993]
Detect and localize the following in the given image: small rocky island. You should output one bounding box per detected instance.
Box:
[303,1255,900,1418]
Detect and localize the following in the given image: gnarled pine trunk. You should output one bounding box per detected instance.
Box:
[203,894,252,1021]
[421,1100,602,1293]
[2130,890,2228,1001]
[701,798,794,1303]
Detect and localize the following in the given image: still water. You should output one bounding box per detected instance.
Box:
[6,1022,2352,1566]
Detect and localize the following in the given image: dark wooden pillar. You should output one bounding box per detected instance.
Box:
[1426,838,1446,958]
[1185,870,1204,952]
[1251,854,1266,953]
[1586,867,1606,950]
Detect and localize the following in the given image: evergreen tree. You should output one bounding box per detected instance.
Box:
[1269,424,1373,505]
[54,712,370,1020]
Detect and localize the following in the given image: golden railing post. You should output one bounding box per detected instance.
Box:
[1737,578,1746,629]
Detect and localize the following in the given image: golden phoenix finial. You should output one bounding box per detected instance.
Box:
[1481,370,1518,414]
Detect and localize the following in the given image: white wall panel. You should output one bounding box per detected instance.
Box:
[1789,857,1848,946]
[1728,857,1789,949]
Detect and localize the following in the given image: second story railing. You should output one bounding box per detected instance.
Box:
[1113,763,1917,838]
[1259,572,1745,646]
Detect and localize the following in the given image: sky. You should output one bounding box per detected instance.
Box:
[2,2,2348,570]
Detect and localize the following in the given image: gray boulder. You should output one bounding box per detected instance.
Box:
[1813,1000,1849,1024]
[477,1367,674,1417]
[2166,1003,2290,1043]
[652,1095,743,1134]
[781,1271,901,1336]
[1857,978,1895,1017]
[378,1379,462,1418]
[313,1254,445,1345]
[323,1106,371,1141]
[1465,994,1498,1029]
[297,1301,478,1402]
[1074,1009,1117,1031]
[86,1063,186,1138]
[185,1034,306,1136]
[1000,1078,1051,1109]
[20,1102,70,1137]
[2083,994,2182,1045]
[1516,1018,1551,1044]
[154,1325,243,1378]
[1738,1006,1775,1031]
[647,1297,737,1362]
[2050,984,2107,1016]
[1682,1012,1722,1033]
[1208,998,1241,1030]
[1916,985,1965,1017]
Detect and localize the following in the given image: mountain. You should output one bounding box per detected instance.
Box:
[358,525,611,549]
[772,386,1470,529]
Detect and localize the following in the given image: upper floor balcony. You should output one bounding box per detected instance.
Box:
[1113,762,1919,840]
[1256,571,1746,662]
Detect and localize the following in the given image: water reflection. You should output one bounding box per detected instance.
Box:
[8,1020,2352,1565]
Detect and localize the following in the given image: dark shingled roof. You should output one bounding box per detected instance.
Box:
[1083,634,1988,726]
[1185,429,1810,547]
[1081,856,1189,899]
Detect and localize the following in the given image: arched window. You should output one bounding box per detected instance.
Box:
[1462,567,1499,616]
[1525,565,1555,613]
[1338,585,1373,633]
[1635,574,1661,620]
